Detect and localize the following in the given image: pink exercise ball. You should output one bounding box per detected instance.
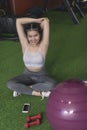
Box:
[46,79,87,130]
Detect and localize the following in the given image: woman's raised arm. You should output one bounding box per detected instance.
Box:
[16,18,43,53]
[39,18,50,56]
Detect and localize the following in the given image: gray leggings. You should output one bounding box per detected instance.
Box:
[7,68,56,95]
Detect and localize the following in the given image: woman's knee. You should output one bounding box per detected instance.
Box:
[47,81,57,90]
[7,79,16,89]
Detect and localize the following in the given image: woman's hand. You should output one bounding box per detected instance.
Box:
[39,17,49,23]
[39,18,49,29]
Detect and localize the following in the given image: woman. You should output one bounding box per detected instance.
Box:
[7,17,56,99]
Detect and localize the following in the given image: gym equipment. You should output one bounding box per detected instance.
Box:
[0,16,18,41]
[77,0,87,13]
[64,0,84,24]
[43,0,85,24]
[26,113,41,122]
[46,79,87,130]
[25,119,40,128]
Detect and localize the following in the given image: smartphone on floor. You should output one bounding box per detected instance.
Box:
[22,103,30,113]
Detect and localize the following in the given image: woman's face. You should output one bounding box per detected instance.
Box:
[27,30,40,46]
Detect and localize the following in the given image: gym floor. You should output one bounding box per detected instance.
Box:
[0,11,87,130]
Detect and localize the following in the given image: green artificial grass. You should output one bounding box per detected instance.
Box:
[0,11,87,130]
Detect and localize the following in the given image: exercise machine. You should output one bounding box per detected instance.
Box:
[43,0,85,24]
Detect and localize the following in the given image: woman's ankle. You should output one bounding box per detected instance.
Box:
[32,90,41,96]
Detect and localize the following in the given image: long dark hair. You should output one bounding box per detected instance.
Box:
[24,22,43,43]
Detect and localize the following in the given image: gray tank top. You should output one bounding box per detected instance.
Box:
[23,48,45,68]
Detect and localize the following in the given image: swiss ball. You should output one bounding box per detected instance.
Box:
[46,79,87,130]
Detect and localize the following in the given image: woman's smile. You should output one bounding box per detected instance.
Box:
[27,30,40,45]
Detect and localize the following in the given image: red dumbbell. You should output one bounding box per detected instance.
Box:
[26,113,41,122]
[25,119,40,128]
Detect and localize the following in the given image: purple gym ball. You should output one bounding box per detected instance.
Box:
[46,79,87,130]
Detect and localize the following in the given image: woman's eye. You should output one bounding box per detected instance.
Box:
[28,36,32,38]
